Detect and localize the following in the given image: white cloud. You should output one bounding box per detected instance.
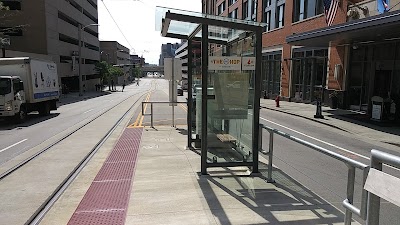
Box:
[98,0,201,65]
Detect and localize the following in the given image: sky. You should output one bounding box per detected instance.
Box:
[98,0,202,65]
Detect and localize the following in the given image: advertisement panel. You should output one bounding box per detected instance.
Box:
[242,57,256,70]
[209,56,241,71]
[213,72,249,119]
[30,60,59,100]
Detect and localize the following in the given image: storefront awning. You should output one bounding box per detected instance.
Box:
[286,10,400,47]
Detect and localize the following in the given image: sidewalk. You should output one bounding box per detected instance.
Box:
[42,125,357,225]
[125,127,354,225]
[260,99,400,149]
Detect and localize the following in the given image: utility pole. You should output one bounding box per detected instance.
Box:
[78,24,83,96]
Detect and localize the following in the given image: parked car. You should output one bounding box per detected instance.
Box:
[177,85,183,96]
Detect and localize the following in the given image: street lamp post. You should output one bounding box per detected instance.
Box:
[78,23,99,96]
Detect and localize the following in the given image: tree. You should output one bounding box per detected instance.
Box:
[109,66,124,78]
[94,61,110,82]
[132,67,142,79]
[95,61,110,90]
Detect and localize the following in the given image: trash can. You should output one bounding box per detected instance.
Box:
[371,96,384,121]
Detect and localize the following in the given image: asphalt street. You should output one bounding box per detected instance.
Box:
[259,108,400,225]
[0,80,153,166]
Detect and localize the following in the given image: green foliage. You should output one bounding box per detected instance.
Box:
[94,61,110,81]
[109,66,124,78]
[132,67,142,78]
[95,61,125,82]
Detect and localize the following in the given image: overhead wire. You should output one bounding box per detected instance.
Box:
[100,0,134,50]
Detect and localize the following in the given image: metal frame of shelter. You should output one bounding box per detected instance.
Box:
[158,7,265,174]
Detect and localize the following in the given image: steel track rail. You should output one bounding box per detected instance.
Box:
[0,90,144,181]
[26,83,157,225]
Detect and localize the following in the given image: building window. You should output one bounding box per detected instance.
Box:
[315,0,324,15]
[293,0,307,22]
[1,1,21,10]
[264,0,271,7]
[87,0,97,9]
[263,11,271,32]
[293,0,325,22]
[249,0,257,21]
[58,12,79,27]
[218,1,225,14]
[83,9,98,23]
[243,1,248,18]
[276,4,285,28]
[228,0,237,6]
[59,33,79,46]
[262,52,282,96]
[251,0,256,15]
[60,55,72,63]
[229,8,238,19]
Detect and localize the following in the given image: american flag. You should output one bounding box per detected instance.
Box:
[378,0,389,13]
[323,0,339,26]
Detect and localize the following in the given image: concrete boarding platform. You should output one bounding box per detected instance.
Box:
[126,126,357,225]
[41,124,359,224]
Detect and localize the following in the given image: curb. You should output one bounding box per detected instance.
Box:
[260,105,349,133]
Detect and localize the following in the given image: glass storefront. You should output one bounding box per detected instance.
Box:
[348,41,400,116]
[291,48,328,102]
[262,52,282,97]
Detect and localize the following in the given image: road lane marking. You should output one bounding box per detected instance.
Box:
[83,109,94,114]
[259,117,370,160]
[131,91,151,127]
[139,92,152,126]
[0,139,28,153]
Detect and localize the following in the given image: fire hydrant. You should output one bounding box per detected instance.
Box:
[275,96,280,107]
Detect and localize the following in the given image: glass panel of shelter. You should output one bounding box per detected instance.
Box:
[206,36,255,164]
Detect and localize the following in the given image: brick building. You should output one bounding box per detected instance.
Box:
[202,0,400,121]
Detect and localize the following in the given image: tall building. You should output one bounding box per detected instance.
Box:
[203,0,400,121]
[0,0,100,91]
[159,42,181,66]
[100,41,130,84]
[130,54,145,67]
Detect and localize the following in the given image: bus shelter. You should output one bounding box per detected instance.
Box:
[157,7,266,174]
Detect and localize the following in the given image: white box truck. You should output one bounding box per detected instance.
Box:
[0,57,59,122]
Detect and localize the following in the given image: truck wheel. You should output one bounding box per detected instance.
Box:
[15,107,27,123]
[39,102,51,116]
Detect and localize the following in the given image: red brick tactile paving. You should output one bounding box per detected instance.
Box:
[67,128,143,225]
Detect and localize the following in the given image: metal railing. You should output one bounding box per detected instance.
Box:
[259,124,369,225]
[366,149,400,225]
[141,101,187,127]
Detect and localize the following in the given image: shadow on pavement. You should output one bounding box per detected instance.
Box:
[175,127,188,135]
[58,91,111,106]
[326,110,400,137]
[197,162,350,225]
[0,113,60,130]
